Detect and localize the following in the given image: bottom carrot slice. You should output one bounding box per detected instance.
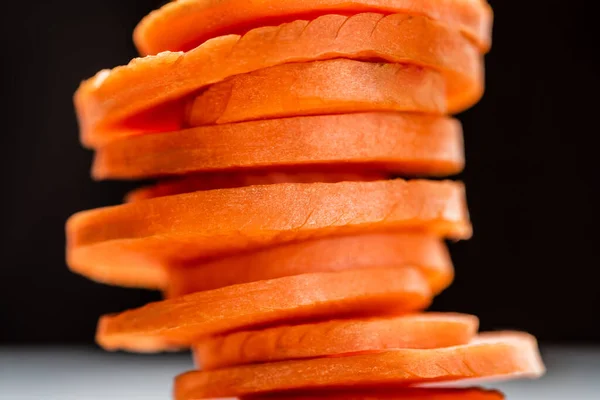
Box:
[243,387,504,400]
[194,313,479,370]
[96,268,431,353]
[166,232,453,298]
[176,332,544,399]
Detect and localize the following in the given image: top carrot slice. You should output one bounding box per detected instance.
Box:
[134,0,493,55]
[175,332,545,399]
[76,13,483,147]
[66,179,471,288]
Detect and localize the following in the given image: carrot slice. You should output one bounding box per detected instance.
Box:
[126,172,389,202]
[193,313,479,370]
[243,387,505,400]
[186,60,447,126]
[94,113,464,180]
[134,0,493,55]
[165,232,453,298]
[96,268,432,352]
[176,332,545,399]
[76,13,483,147]
[66,179,471,288]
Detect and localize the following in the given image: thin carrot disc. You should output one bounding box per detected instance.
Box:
[134,0,493,55]
[165,232,454,298]
[76,13,483,147]
[186,60,447,126]
[94,113,464,180]
[193,313,479,370]
[66,179,471,288]
[96,268,432,352]
[176,332,545,399]
[243,387,505,400]
[126,171,389,202]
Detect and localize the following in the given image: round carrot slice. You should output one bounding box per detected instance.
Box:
[66,179,472,288]
[76,13,483,147]
[134,0,493,55]
[243,388,505,400]
[94,113,464,180]
[126,172,389,202]
[193,313,479,370]
[165,232,454,298]
[186,61,447,126]
[96,268,432,352]
[176,332,545,399]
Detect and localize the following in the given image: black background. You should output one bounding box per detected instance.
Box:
[1,0,598,345]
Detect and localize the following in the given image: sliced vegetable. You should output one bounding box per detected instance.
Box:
[165,232,453,298]
[96,268,432,352]
[194,313,479,369]
[243,387,504,399]
[134,0,493,55]
[186,60,447,126]
[176,332,544,399]
[94,113,464,180]
[76,13,482,147]
[67,179,471,288]
[126,172,388,202]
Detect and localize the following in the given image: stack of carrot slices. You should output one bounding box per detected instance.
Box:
[67,0,545,399]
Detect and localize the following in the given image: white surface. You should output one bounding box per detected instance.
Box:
[1,346,599,399]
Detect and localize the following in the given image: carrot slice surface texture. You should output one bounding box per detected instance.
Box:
[76,13,483,147]
[134,0,493,55]
[185,60,447,126]
[94,113,464,180]
[126,172,389,202]
[66,179,471,288]
[193,313,479,370]
[243,387,504,400]
[176,332,545,399]
[165,232,453,298]
[96,268,432,352]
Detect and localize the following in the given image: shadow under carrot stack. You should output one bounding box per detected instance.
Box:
[66,1,545,399]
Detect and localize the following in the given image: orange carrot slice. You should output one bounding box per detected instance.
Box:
[76,13,483,147]
[126,172,389,202]
[243,387,505,400]
[186,60,447,126]
[134,0,493,55]
[194,313,479,370]
[96,268,432,352]
[66,179,471,288]
[176,332,545,399]
[165,232,453,298]
[94,113,464,180]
